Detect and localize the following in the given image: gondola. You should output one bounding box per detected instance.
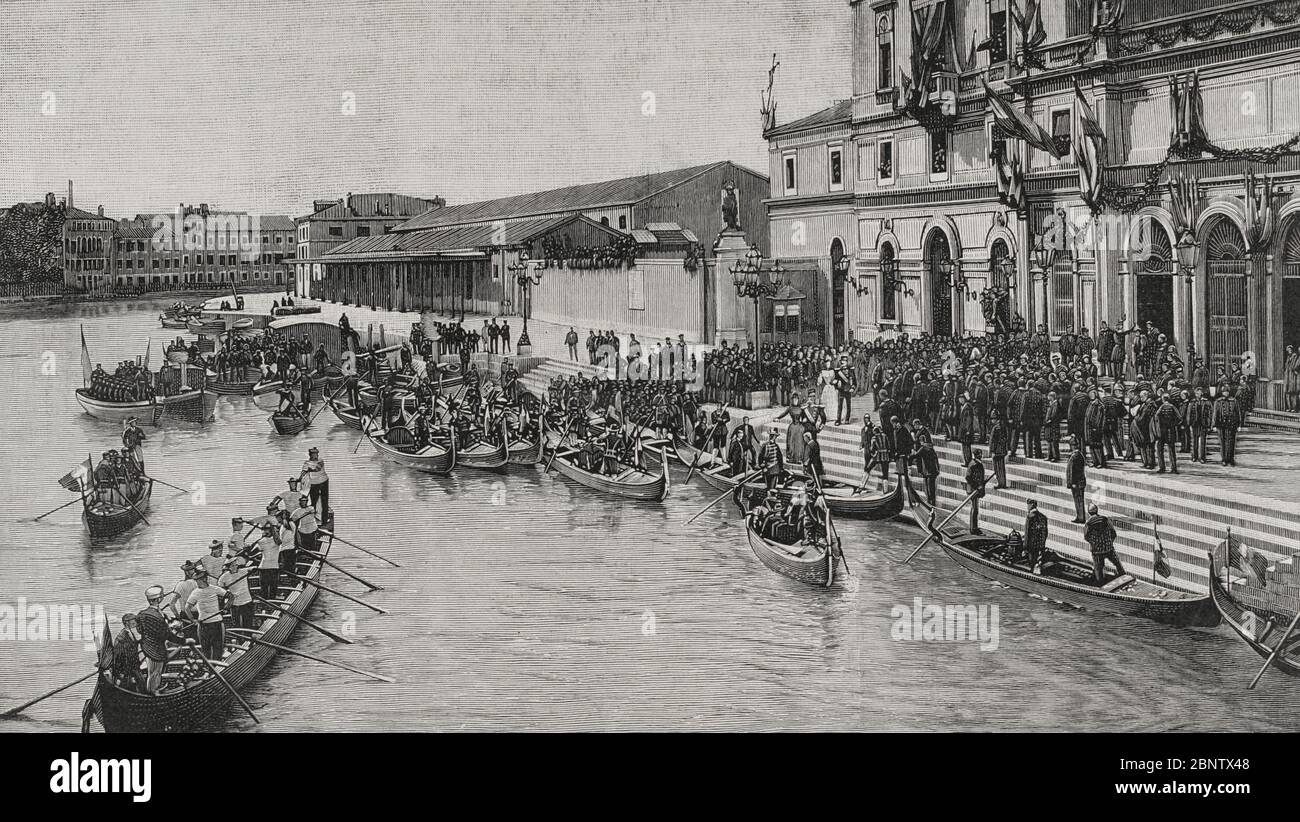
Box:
[82,477,154,539]
[1208,554,1300,677]
[269,409,309,435]
[506,432,542,466]
[545,442,670,501]
[741,502,835,588]
[75,389,163,425]
[328,397,366,430]
[186,318,227,335]
[675,438,905,520]
[366,422,456,474]
[87,526,335,732]
[918,510,1219,628]
[456,422,510,471]
[251,374,326,401]
[159,315,189,330]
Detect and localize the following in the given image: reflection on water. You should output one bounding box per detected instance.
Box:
[0,298,1297,732]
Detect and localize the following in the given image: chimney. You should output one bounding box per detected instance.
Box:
[44,192,54,207]
[67,180,73,210]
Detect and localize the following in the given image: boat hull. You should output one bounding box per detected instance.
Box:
[367,430,455,474]
[160,389,218,423]
[546,449,669,501]
[1208,555,1300,676]
[744,520,833,587]
[507,436,542,466]
[75,389,163,425]
[269,412,308,435]
[83,479,154,539]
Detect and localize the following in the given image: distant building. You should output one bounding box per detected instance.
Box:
[294,193,446,298]
[64,180,115,291]
[113,204,296,289]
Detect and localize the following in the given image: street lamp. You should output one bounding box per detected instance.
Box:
[507,249,544,354]
[731,245,784,374]
[1175,231,1200,358]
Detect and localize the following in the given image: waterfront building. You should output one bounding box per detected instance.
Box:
[765,0,1300,408]
[113,205,296,290]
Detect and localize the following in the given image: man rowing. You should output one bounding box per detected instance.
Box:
[298,447,329,520]
[122,417,146,470]
[186,567,229,661]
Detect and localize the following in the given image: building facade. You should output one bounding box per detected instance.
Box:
[113,205,296,289]
[294,193,446,298]
[766,0,1300,408]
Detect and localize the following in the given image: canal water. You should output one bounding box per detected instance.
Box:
[1,297,1297,732]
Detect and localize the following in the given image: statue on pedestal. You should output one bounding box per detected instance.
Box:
[721,182,741,233]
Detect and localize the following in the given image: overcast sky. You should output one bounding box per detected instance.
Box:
[0,0,849,218]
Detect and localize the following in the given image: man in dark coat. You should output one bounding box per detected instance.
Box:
[1024,499,1049,571]
[1153,391,1182,474]
[1044,390,1063,462]
[1066,437,1087,524]
[1213,388,1241,466]
[956,394,976,466]
[965,449,987,535]
[1021,382,1045,460]
[1084,504,1124,583]
[988,410,1009,489]
[912,437,940,505]
[1186,385,1213,464]
[891,416,914,482]
[135,586,184,694]
[1084,388,1108,469]
[1101,384,1126,462]
[802,430,824,483]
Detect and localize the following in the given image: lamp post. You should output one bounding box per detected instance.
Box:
[1030,232,1058,334]
[1175,231,1199,359]
[730,244,784,376]
[507,250,544,355]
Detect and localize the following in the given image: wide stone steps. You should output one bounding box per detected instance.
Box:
[1248,408,1300,435]
[766,417,1300,594]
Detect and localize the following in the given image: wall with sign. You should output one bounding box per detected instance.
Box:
[528,257,706,342]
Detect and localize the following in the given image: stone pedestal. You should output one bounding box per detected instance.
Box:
[713,228,753,347]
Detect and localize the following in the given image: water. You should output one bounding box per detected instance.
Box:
[1,297,1297,732]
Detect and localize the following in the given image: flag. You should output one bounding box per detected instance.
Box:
[143,339,152,373]
[981,77,1063,158]
[80,325,92,388]
[1073,82,1108,211]
[1152,521,1171,579]
[58,457,93,493]
[97,614,114,671]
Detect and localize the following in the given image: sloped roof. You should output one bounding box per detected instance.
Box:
[259,215,296,231]
[67,206,114,222]
[325,213,622,260]
[395,161,754,232]
[310,193,443,221]
[765,99,853,138]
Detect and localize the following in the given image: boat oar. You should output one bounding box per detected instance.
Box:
[250,594,353,644]
[227,629,394,683]
[318,528,401,568]
[1248,607,1300,690]
[299,549,382,590]
[307,380,350,426]
[902,482,987,565]
[33,497,83,521]
[122,495,151,527]
[283,570,388,614]
[186,639,259,724]
[543,417,575,473]
[685,420,722,484]
[141,475,190,495]
[808,469,850,577]
[685,470,761,524]
[0,668,100,718]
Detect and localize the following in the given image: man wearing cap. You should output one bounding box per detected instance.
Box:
[833,354,857,425]
[186,567,229,660]
[290,494,319,561]
[135,587,183,694]
[1024,499,1049,572]
[166,561,200,622]
[255,522,283,600]
[757,427,785,492]
[199,539,226,581]
[219,556,254,630]
[1065,437,1088,524]
[964,449,987,535]
[122,417,147,470]
[298,447,329,521]
[109,613,144,691]
[227,517,246,558]
[1084,503,1124,583]
[271,477,302,515]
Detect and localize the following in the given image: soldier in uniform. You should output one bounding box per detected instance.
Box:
[912,435,940,505]
[1213,387,1241,467]
[1023,499,1048,572]
[988,410,1009,489]
[1066,437,1087,524]
[1084,504,1124,583]
[122,417,147,471]
[757,428,785,491]
[1044,390,1063,463]
[1186,385,1213,464]
[965,449,987,535]
[1153,391,1182,474]
[1084,388,1108,469]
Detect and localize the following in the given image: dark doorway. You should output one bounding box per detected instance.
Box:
[927,232,953,337]
[1136,276,1174,341]
[1204,219,1249,375]
[989,239,1012,334]
[830,238,846,347]
[1284,279,1300,353]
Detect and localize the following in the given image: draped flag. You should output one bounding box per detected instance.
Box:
[1073,82,1108,212]
[97,614,114,671]
[1152,520,1171,579]
[981,77,1063,158]
[80,324,92,388]
[143,339,152,374]
[58,457,93,493]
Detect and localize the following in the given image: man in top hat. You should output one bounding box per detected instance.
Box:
[135,586,183,694]
[200,539,226,581]
[299,447,329,521]
[122,417,147,470]
[185,567,229,661]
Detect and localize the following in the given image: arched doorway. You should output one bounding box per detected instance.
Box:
[926,231,954,336]
[830,238,846,347]
[1282,220,1300,354]
[1133,217,1174,339]
[989,238,1013,334]
[1204,218,1249,374]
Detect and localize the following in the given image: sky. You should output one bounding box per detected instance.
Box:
[0,0,849,218]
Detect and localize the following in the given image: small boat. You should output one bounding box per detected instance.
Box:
[328,398,365,431]
[741,503,835,587]
[918,512,1219,628]
[187,318,227,335]
[230,318,255,332]
[1208,553,1300,677]
[271,304,322,317]
[456,422,510,471]
[83,477,154,539]
[507,433,542,466]
[269,410,309,435]
[159,315,189,329]
[366,423,455,474]
[545,442,670,502]
[252,374,326,401]
[160,387,219,423]
[88,527,335,731]
[209,367,260,396]
[75,389,163,425]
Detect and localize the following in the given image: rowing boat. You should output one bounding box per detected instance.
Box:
[159,315,189,329]
[269,410,309,435]
[88,526,335,731]
[507,433,542,466]
[366,423,455,474]
[230,318,254,331]
[328,398,365,430]
[1208,554,1300,676]
[675,438,904,520]
[546,443,670,501]
[75,389,163,425]
[252,374,326,400]
[186,318,227,335]
[83,477,154,539]
[456,422,509,471]
[918,510,1219,627]
[210,366,261,396]
[735,489,834,587]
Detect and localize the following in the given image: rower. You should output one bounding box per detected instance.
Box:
[290,494,320,563]
[270,477,303,515]
[199,539,226,581]
[227,517,246,557]
[122,416,147,470]
[276,383,298,416]
[136,586,184,695]
[298,447,329,520]
[219,556,254,630]
[166,560,200,624]
[185,567,229,661]
[255,522,283,601]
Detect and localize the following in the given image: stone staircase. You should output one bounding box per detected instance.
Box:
[767,394,1300,595]
[516,356,609,399]
[1248,407,1300,435]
